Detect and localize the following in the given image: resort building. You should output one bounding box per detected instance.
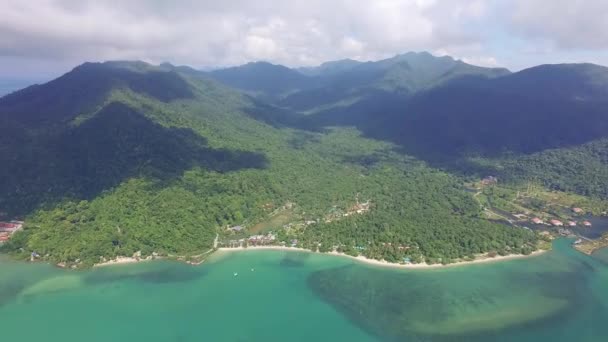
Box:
[228,225,244,232]
[0,221,23,243]
[531,217,543,224]
[481,176,498,186]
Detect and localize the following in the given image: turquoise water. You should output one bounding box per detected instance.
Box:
[0,240,607,341]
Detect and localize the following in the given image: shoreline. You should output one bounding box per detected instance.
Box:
[89,245,548,269]
[216,245,547,269]
[93,256,156,268]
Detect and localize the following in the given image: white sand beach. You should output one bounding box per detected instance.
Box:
[217,245,547,269]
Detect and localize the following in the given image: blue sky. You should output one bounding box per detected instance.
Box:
[1,0,607,82]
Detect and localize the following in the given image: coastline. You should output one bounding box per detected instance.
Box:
[216,245,547,270]
[93,256,155,268]
[90,245,547,269]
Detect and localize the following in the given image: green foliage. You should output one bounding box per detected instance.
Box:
[294,165,537,263]
[1,61,541,266]
[497,139,608,199]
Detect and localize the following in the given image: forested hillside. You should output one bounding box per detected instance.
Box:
[208,52,509,112]
[0,59,539,266]
[261,61,608,200]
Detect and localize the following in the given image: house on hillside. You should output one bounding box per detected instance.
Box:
[550,219,564,227]
[583,221,592,227]
[531,217,543,224]
[0,221,22,232]
[572,208,584,214]
[481,176,498,186]
[228,225,244,232]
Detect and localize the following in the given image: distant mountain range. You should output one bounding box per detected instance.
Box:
[205,52,608,160]
[207,51,510,105]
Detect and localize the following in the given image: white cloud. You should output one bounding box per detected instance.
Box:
[0,0,607,78]
[340,37,365,55]
[461,56,500,68]
[507,0,608,49]
[244,35,280,60]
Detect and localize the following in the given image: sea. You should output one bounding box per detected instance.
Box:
[0,238,607,341]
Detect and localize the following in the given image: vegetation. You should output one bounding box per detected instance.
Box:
[8,55,607,267]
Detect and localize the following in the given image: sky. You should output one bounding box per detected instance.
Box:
[1,0,608,81]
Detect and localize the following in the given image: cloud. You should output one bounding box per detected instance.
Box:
[0,0,607,79]
[507,0,608,49]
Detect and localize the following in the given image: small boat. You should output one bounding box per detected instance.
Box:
[251,268,254,272]
[233,272,238,276]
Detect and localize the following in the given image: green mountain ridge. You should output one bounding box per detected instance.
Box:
[207,51,510,109]
[4,54,605,266]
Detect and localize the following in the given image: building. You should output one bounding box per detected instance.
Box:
[531,217,543,224]
[481,176,498,186]
[583,221,592,227]
[572,208,584,214]
[568,221,577,227]
[550,219,564,227]
[228,225,244,232]
[0,221,22,232]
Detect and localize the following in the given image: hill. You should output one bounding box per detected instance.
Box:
[0,59,537,266]
[205,52,509,112]
[296,59,362,76]
[204,55,608,200]
[289,63,608,198]
[207,61,313,101]
[280,52,509,113]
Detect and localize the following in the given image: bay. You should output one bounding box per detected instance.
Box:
[0,239,607,341]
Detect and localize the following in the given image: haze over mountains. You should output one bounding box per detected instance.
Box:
[1,51,607,265]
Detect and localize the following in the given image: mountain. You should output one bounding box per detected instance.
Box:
[334,63,608,157]
[296,59,362,76]
[279,52,510,112]
[0,79,44,97]
[204,55,608,199]
[288,62,608,198]
[0,58,538,266]
[207,61,312,101]
[206,52,509,111]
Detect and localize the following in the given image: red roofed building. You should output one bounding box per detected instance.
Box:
[531,217,543,224]
[583,221,592,227]
[0,221,22,232]
[572,208,584,214]
[550,219,564,227]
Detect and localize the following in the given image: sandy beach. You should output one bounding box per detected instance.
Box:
[92,245,547,269]
[216,245,547,269]
[94,256,150,267]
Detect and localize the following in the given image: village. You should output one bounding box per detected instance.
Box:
[471,176,608,253]
[515,207,592,231]
[0,220,24,243]
[220,197,372,249]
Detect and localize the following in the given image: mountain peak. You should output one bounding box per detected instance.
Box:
[208,61,310,99]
